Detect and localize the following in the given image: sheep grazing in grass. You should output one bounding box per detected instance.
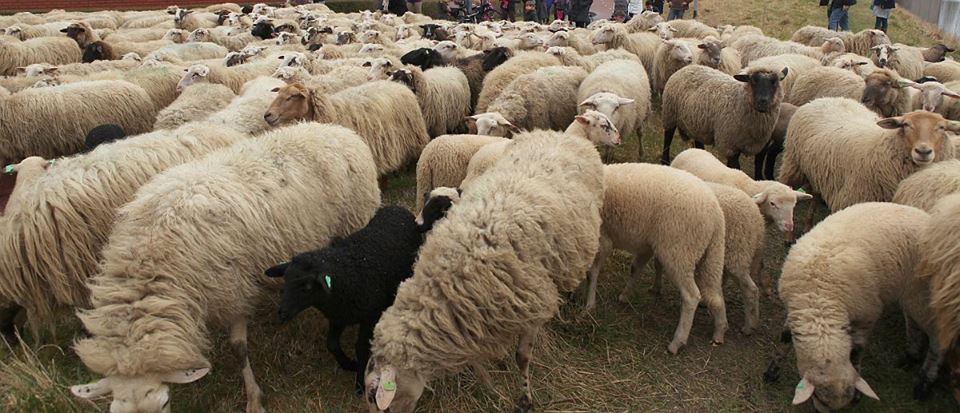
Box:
[917,193,960,403]
[71,122,380,413]
[587,163,727,354]
[84,123,126,151]
[871,43,924,82]
[779,98,958,228]
[661,65,788,168]
[0,36,82,76]
[0,123,247,334]
[154,82,236,130]
[388,66,471,138]
[790,26,890,56]
[364,130,604,413]
[264,81,430,177]
[414,134,506,210]
[893,159,960,211]
[474,51,558,114]
[777,202,938,411]
[590,23,658,74]
[0,80,156,166]
[265,206,422,394]
[577,59,650,159]
[482,66,588,133]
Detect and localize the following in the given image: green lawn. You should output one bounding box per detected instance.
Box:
[1,1,959,412]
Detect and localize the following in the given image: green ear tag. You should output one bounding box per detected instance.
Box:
[796,381,805,390]
[3,165,13,174]
[324,275,332,289]
[382,380,396,391]
[796,188,806,194]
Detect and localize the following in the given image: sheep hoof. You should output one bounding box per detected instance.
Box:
[667,341,683,355]
[763,360,781,383]
[711,339,723,347]
[515,394,533,413]
[913,380,933,400]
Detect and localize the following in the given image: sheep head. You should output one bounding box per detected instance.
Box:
[751,182,812,236]
[820,37,845,54]
[481,47,512,71]
[186,28,210,43]
[792,367,879,412]
[388,67,415,91]
[264,253,339,322]
[399,48,443,70]
[363,57,394,81]
[15,63,57,77]
[663,39,694,65]
[364,360,427,413]
[865,29,891,49]
[517,32,544,50]
[163,29,188,43]
[910,81,960,113]
[697,37,724,68]
[861,69,910,117]
[578,91,633,137]
[590,25,617,45]
[432,40,458,63]
[467,113,518,137]
[264,83,311,126]
[72,369,209,413]
[734,67,787,113]
[648,22,677,40]
[416,187,461,233]
[547,30,570,47]
[870,44,898,69]
[877,111,960,166]
[567,110,621,147]
[175,64,210,94]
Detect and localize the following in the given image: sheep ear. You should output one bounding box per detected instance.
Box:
[160,367,210,384]
[646,26,656,32]
[794,191,813,201]
[917,76,939,83]
[45,67,59,74]
[578,98,595,108]
[14,67,25,75]
[877,117,904,129]
[792,378,815,405]
[946,120,960,133]
[618,97,635,106]
[670,27,678,32]
[854,376,879,401]
[942,90,960,99]
[71,379,113,399]
[375,366,398,411]
[697,43,708,49]
[264,262,289,278]
[752,192,768,204]
[895,78,915,88]
[779,67,789,80]
[734,73,750,82]
[574,115,590,125]
[270,87,281,92]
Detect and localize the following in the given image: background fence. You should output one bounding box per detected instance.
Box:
[898,0,960,38]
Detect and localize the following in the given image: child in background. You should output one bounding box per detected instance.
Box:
[870,0,894,33]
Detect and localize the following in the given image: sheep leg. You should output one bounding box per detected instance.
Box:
[802,194,821,234]
[725,152,741,170]
[728,268,760,336]
[326,322,358,372]
[753,145,768,180]
[693,140,704,149]
[583,237,613,313]
[660,127,676,165]
[230,319,264,413]
[914,341,942,400]
[515,326,538,413]
[354,319,376,395]
[618,252,653,304]
[763,328,793,383]
[0,304,22,344]
[635,125,644,160]
[901,315,926,367]
[651,259,664,296]
[764,139,784,180]
[664,261,701,355]
[602,147,614,163]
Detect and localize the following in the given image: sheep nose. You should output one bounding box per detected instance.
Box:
[916,147,933,156]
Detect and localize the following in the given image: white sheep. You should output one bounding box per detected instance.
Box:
[0,36,81,76]
[586,163,727,354]
[785,65,865,106]
[790,26,889,56]
[546,45,640,72]
[388,66,471,138]
[474,51,559,114]
[414,134,507,210]
[154,82,236,130]
[651,38,695,94]
[589,23,659,75]
[577,58,651,159]
[175,60,280,94]
[71,122,380,413]
[481,66,588,133]
[871,43,924,82]
[893,159,960,212]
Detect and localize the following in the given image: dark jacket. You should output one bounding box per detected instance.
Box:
[568,0,593,23]
[830,0,855,9]
[668,0,688,10]
[874,0,895,8]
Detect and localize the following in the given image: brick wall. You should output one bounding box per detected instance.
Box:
[0,0,239,13]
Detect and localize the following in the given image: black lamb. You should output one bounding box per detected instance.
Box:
[264,205,423,394]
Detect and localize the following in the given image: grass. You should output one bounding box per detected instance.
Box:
[2,1,960,412]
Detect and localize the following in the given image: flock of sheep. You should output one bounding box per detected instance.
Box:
[0,1,960,412]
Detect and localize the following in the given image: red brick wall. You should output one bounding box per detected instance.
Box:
[0,0,238,13]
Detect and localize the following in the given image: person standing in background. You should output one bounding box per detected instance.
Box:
[828,0,855,31]
[691,0,698,18]
[628,0,643,20]
[614,0,629,21]
[649,0,664,13]
[667,0,689,20]
[871,0,894,32]
[568,0,593,27]
[406,0,422,14]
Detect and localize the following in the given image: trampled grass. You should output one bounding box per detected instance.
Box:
[1,1,958,412]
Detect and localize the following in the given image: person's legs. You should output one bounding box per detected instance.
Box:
[875,16,883,30]
[667,8,683,20]
[828,7,842,31]
[410,0,422,13]
[840,9,849,31]
[880,16,888,32]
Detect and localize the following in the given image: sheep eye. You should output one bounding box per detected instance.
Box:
[769,202,775,207]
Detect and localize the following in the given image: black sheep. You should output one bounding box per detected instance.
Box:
[251,20,275,39]
[400,48,445,70]
[84,124,126,152]
[264,206,422,394]
[420,24,449,41]
[415,186,460,233]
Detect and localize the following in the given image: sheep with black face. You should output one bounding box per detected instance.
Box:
[265,205,422,394]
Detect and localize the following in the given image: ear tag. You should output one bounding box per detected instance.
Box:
[796,381,805,390]
[796,188,806,194]
[382,380,396,391]
[3,165,13,174]
[324,275,332,289]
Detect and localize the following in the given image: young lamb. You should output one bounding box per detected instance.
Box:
[0,36,82,76]
[264,81,430,177]
[0,80,156,166]
[586,163,727,354]
[414,134,507,210]
[474,51,558,114]
[785,65,865,106]
[577,58,651,159]
[364,130,604,413]
[481,66,588,133]
[893,159,960,212]
[589,23,658,75]
[871,43,924,82]
[388,65,471,138]
[154,82,236,130]
[0,122,247,333]
[917,193,960,402]
[671,148,811,243]
[71,122,381,413]
[264,206,422,394]
[661,65,788,168]
[779,98,958,223]
[790,26,890,56]
[777,202,939,411]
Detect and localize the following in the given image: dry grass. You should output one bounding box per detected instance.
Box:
[1,1,959,412]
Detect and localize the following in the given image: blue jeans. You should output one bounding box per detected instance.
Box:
[828,7,849,31]
[667,8,684,20]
